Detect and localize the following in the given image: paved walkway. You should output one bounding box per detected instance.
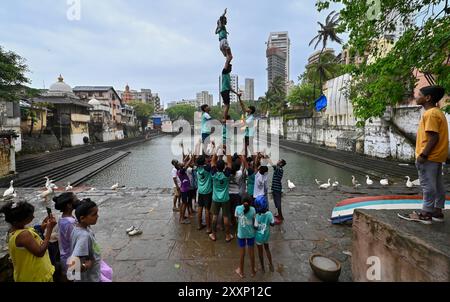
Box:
[1,183,436,282]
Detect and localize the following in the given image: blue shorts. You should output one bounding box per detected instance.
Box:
[238,238,255,248]
[202,133,210,143]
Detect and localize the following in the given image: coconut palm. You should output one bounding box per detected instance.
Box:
[309,11,343,52]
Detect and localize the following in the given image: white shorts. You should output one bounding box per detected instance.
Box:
[220,39,230,56]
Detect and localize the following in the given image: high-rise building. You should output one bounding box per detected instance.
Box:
[196,91,213,107]
[266,47,287,90]
[267,31,290,82]
[219,74,239,106]
[244,79,255,101]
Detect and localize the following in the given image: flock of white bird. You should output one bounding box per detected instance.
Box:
[2,177,121,201]
[313,175,420,189]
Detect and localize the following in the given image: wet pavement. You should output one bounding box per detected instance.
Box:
[1,183,435,282]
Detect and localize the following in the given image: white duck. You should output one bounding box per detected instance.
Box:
[38,185,54,202]
[380,177,389,186]
[287,180,296,191]
[352,176,359,187]
[44,177,58,190]
[412,178,420,186]
[111,183,119,190]
[65,182,73,191]
[332,178,339,187]
[319,179,331,189]
[3,180,16,198]
[405,176,413,188]
[366,175,374,186]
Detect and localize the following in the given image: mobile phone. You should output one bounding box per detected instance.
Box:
[46,207,52,217]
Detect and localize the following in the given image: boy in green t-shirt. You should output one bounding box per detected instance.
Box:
[209,145,234,242]
[221,64,241,121]
[254,195,275,273]
[215,8,233,68]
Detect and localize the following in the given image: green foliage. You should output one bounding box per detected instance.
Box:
[129,100,154,120]
[165,104,196,124]
[303,51,346,90]
[315,0,450,123]
[263,76,287,116]
[288,83,321,107]
[0,46,30,102]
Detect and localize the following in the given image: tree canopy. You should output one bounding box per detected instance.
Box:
[316,0,450,124]
[165,104,197,124]
[0,46,30,102]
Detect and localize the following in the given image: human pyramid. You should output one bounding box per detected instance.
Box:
[169,9,288,278]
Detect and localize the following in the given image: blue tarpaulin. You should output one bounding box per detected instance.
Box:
[314,95,327,112]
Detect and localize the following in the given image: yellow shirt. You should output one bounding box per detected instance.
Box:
[416,107,449,163]
[8,228,55,282]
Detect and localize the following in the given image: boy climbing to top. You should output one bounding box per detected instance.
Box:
[216,8,233,68]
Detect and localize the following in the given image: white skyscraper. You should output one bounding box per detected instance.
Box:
[244,78,255,101]
[267,31,290,82]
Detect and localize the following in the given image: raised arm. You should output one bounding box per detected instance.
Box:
[238,95,247,113]
[226,154,232,169]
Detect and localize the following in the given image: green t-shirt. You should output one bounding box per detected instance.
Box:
[196,165,212,195]
[212,168,231,202]
[246,169,255,196]
[221,73,231,92]
[255,211,275,244]
[218,27,227,40]
[201,112,211,134]
[235,205,256,239]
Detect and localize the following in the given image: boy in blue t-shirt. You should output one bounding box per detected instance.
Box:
[254,195,275,273]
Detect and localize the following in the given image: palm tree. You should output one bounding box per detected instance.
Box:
[309,11,343,52]
[309,11,343,96]
[307,52,342,92]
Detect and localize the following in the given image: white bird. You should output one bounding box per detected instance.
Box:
[111,183,119,190]
[44,177,58,190]
[412,178,420,186]
[332,180,339,187]
[287,180,296,191]
[65,182,73,191]
[352,176,359,187]
[315,179,322,185]
[366,175,374,186]
[380,177,389,186]
[405,176,413,188]
[319,179,331,189]
[38,186,54,202]
[3,180,16,198]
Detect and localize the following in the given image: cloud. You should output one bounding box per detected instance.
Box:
[0,0,348,105]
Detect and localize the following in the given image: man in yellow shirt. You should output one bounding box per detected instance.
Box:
[406,86,448,224]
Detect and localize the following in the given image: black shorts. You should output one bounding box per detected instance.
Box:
[229,193,241,214]
[189,189,197,200]
[181,191,190,204]
[221,90,230,106]
[198,193,212,209]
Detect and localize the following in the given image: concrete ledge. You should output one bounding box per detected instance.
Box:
[352,209,450,281]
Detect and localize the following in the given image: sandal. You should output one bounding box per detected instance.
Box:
[226,234,235,243]
[398,211,432,225]
[209,233,217,241]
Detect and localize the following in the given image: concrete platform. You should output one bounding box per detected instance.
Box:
[352,209,450,281]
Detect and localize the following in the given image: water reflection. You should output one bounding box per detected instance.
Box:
[86,136,355,188]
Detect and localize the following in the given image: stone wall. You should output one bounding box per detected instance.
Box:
[20,134,61,154]
[352,210,450,281]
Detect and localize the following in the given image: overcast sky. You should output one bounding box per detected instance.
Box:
[0,0,344,107]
